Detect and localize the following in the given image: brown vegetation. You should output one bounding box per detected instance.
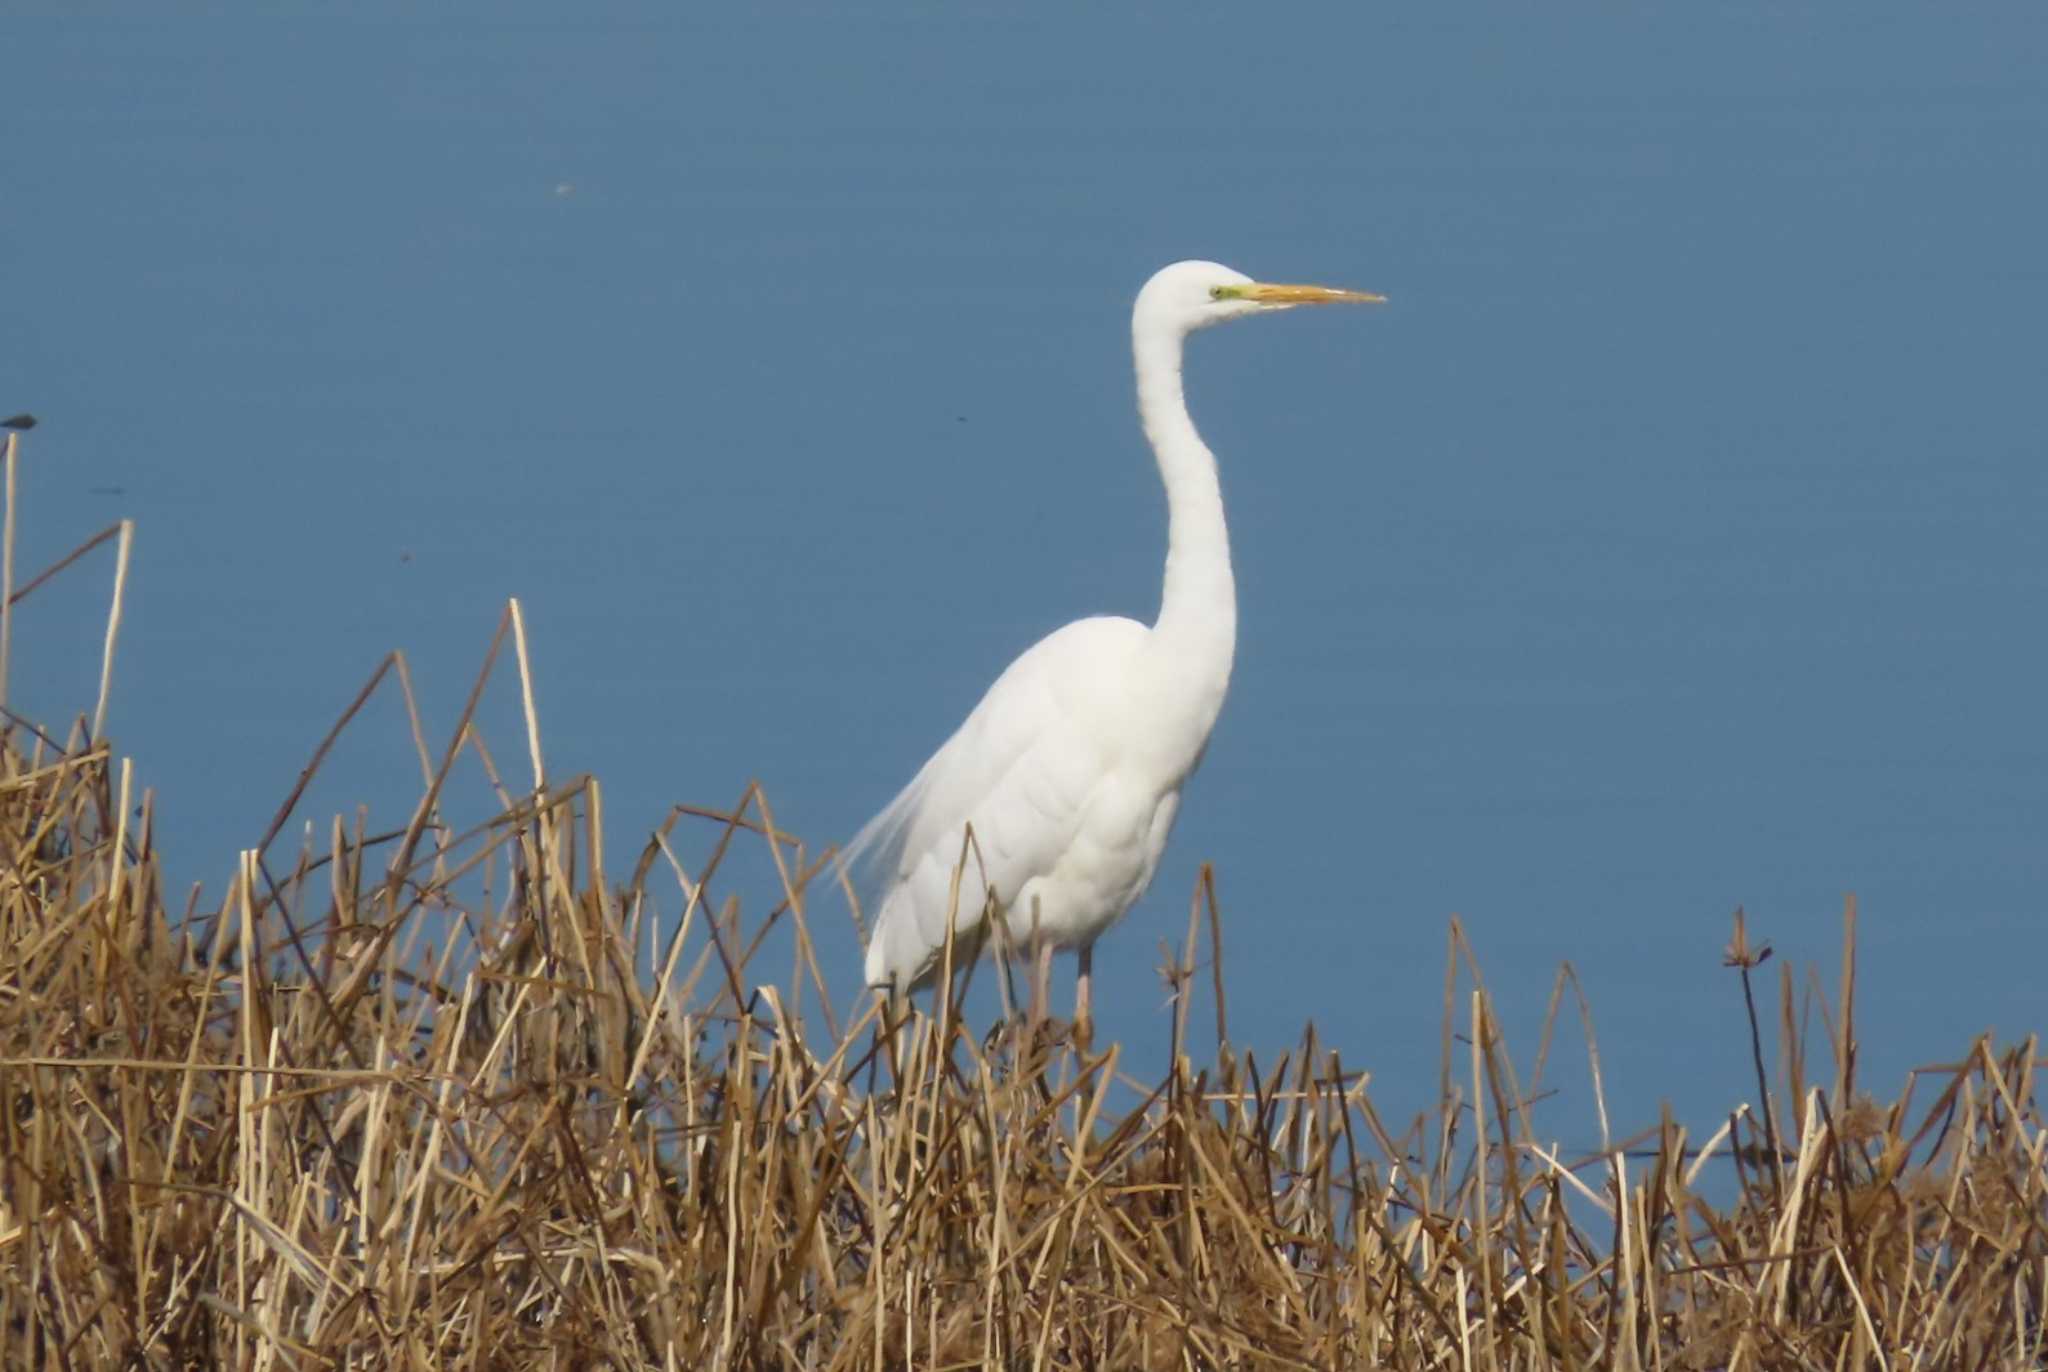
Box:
[1,442,2043,1369]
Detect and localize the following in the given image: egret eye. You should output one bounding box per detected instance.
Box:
[1209,286,1226,300]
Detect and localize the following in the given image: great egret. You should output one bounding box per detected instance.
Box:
[844,260,1383,1035]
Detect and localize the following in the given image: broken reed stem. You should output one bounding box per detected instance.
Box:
[1201,861,1229,1051]
[0,431,15,711]
[91,518,133,742]
[508,595,544,792]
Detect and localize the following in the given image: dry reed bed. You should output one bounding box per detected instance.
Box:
[1,474,2045,1368]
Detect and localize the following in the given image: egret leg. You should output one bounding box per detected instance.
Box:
[1074,944,1095,1052]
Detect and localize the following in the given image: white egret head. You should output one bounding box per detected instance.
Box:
[1134,259,1386,338]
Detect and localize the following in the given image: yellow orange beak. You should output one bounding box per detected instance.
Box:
[1228,281,1387,306]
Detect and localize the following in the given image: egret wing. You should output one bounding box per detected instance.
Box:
[844,616,1146,988]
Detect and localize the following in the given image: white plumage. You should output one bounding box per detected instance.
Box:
[843,260,1383,1028]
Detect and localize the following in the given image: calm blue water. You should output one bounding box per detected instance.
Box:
[7,7,2045,1151]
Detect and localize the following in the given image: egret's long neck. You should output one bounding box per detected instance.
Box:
[1134,322,1237,675]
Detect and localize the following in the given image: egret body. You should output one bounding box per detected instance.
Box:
[845,260,1382,1033]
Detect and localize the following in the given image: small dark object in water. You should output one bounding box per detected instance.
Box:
[1,414,35,431]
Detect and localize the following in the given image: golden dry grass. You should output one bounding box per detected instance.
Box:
[1,441,2044,1369]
